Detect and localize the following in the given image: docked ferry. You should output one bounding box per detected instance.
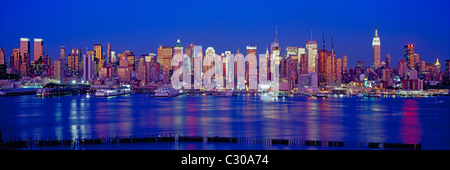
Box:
[95,86,132,97]
[153,85,180,97]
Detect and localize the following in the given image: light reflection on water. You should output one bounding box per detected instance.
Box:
[0,94,449,149]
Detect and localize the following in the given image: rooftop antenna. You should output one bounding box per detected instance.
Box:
[322,32,325,50]
[331,35,334,56]
[310,27,313,40]
[275,25,278,43]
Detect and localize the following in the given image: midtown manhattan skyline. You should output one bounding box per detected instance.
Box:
[1,0,449,67]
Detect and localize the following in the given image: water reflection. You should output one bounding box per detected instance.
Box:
[400,99,422,144]
[0,95,447,149]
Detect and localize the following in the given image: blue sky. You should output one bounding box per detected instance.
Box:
[1,0,449,67]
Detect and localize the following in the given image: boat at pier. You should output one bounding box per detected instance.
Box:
[153,85,180,97]
[364,93,381,98]
[95,86,132,97]
[313,93,328,98]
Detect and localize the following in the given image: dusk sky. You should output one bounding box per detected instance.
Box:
[1,0,449,67]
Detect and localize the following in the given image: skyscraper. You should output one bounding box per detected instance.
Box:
[111,51,116,63]
[270,27,281,81]
[204,47,215,85]
[137,56,147,84]
[94,44,103,69]
[68,53,81,74]
[372,27,381,69]
[83,54,95,82]
[20,38,31,74]
[0,48,5,65]
[12,49,20,71]
[298,47,306,74]
[60,46,66,64]
[157,45,173,83]
[259,50,269,89]
[20,38,30,64]
[53,59,64,82]
[336,58,342,85]
[343,55,348,73]
[317,34,327,87]
[185,44,194,78]
[173,39,183,72]
[34,38,44,62]
[246,46,257,90]
[306,40,318,73]
[193,45,203,89]
[107,42,112,65]
[398,59,407,78]
[286,46,298,87]
[118,53,130,83]
[414,53,420,68]
[386,54,391,69]
[404,44,415,69]
[124,51,135,72]
[20,52,30,76]
[0,49,5,77]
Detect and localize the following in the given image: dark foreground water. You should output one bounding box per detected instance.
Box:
[0,94,449,150]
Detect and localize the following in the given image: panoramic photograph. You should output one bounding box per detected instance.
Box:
[0,0,448,167]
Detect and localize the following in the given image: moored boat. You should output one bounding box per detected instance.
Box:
[95,86,132,97]
[153,85,180,97]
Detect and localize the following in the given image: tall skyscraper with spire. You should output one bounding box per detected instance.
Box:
[270,26,281,81]
[372,27,381,69]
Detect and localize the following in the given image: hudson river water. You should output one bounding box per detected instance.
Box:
[1,94,449,149]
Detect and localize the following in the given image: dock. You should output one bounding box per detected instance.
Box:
[0,88,37,96]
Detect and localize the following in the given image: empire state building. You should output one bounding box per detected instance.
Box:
[372,27,381,69]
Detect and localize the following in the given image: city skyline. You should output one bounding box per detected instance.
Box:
[1,0,449,68]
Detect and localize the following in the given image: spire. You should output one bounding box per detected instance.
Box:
[331,36,334,54]
[375,26,379,37]
[275,25,278,43]
[175,39,182,47]
[436,58,440,65]
[322,32,325,50]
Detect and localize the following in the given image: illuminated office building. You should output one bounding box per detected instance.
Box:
[34,38,44,61]
[404,44,415,69]
[94,44,103,69]
[372,27,381,69]
[306,40,318,73]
